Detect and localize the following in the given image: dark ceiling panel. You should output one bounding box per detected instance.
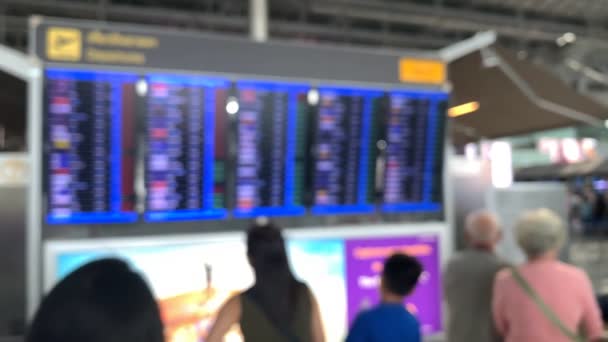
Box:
[449,47,608,140]
[499,47,608,115]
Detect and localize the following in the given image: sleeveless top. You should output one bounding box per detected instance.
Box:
[240,284,312,342]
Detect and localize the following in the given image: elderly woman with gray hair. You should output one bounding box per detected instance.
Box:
[493,208,605,342]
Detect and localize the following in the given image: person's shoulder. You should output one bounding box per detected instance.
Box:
[299,281,312,294]
[399,308,422,336]
[554,262,590,281]
[353,305,390,324]
[495,267,513,283]
[493,257,512,273]
[447,250,472,263]
[354,307,377,321]
[448,250,504,265]
[445,251,476,270]
[555,261,583,272]
[225,293,242,309]
[349,308,375,333]
[376,305,418,322]
[297,282,314,302]
[402,307,420,324]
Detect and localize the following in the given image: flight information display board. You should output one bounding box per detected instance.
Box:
[311,88,385,215]
[45,69,139,224]
[144,75,229,222]
[382,92,447,213]
[233,81,308,217]
[43,66,448,225]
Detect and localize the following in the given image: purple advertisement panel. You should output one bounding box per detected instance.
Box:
[345,235,442,335]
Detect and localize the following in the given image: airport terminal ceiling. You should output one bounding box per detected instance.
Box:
[0,0,608,53]
[2,0,608,149]
[0,0,603,335]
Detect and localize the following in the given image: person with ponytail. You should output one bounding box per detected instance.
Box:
[207,222,326,342]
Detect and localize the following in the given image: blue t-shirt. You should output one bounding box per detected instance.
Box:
[346,303,421,342]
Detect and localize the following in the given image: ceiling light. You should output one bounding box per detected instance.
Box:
[563,32,577,44]
[557,32,576,47]
[565,58,582,71]
[490,141,513,189]
[448,101,480,117]
[480,48,499,68]
[465,143,479,161]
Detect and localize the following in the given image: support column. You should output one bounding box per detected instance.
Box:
[250,0,268,42]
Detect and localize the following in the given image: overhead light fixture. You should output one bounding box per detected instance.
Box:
[448,101,480,117]
[563,32,577,43]
[556,32,576,47]
[465,143,479,161]
[565,58,582,71]
[480,48,499,68]
[490,141,513,189]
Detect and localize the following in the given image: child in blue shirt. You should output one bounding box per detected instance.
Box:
[346,253,423,342]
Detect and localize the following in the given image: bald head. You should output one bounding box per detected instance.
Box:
[465,210,502,248]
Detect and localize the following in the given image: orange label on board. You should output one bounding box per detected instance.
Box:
[399,58,446,84]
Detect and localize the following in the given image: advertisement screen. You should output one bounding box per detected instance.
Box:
[50,233,442,341]
[345,235,442,334]
[287,239,346,341]
[55,239,251,342]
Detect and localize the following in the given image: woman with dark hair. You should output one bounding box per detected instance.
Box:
[207,222,326,342]
[26,258,164,342]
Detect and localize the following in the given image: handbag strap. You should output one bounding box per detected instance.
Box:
[510,267,584,342]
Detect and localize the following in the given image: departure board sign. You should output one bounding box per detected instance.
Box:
[311,88,385,215]
[233,81,308,217]
[45,69,138,224]
[144,75,229,222]
[44,67,447,224]
[382,92,447,213]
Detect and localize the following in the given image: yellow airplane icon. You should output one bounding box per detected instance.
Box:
[46,27,82,62]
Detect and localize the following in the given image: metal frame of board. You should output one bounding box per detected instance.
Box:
[0,42,44,320]
[26,15,455,323]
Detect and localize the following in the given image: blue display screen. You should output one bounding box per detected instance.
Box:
[232,81,308,218]
[143,74,230,222]
[311,87,384,215]
[44,67,447,224]
[45,69,139,224]
[381,91,448,213]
